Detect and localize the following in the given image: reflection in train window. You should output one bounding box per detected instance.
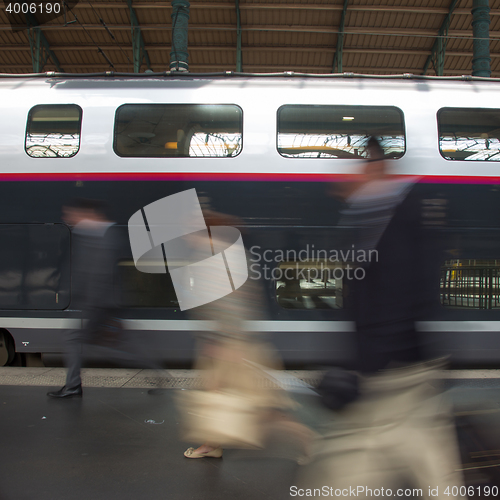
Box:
[25,104,82,158]
[0,224,70,310]
[441,259,500,309]
[114,104,243,157]
[275,261,344,309]
[277,105,405,159]
[438,108,500,161]
[117,261,179,308]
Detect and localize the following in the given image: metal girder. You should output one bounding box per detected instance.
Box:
[126,0,151,73]
[422,0,460,76]
[7,46,500,59]
[170,0,190,72]
[25,13,62,73]
[236,0,242,72]
[332,0,349,73]
[7,25,500,37]
[68,3,500,16]
[4,63,500,75]
[472,0,491,77]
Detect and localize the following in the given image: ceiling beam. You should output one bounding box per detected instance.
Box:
[235,0,242,72]
[170,0,190,72]
[127,0,151,72]
[0,46,497,58]
[422,0,460,75]
[472,0,491,77]
[333,0,349,73]
[71,3,500,16]
[0,63,486,75]
[24,13,62,72]
[3,25,496,38]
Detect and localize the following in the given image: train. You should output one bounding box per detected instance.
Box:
[0,71,499,367]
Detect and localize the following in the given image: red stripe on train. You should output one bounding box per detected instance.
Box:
[0,172,499,183]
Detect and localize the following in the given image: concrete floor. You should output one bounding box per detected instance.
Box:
[0,384,304,500]
[1,370,500,500]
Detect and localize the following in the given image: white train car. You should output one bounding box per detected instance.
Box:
[0,72,499,367]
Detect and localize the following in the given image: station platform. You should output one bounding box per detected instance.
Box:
[1,368,500,500]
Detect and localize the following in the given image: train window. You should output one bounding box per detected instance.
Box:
[116,261,179,308]
[441,259,500,309]
[275,261,344,309]
[25,104,82,158]
[113,104,243,158]
[438,108,500,161]
[277,105,405,158]
[0,224,70,310]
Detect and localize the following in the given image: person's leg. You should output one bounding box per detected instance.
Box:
[64,328,86,389]
[47,324,88,397]
[90,313,167,380]
[399,382,465,500]
[65,308,105,388]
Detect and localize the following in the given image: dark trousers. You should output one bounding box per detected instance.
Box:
[65,308,161,388]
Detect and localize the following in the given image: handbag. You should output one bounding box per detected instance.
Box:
[176,389,264,449]
[316,367,360,411]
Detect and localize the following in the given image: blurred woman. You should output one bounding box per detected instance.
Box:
[179,208,312,460]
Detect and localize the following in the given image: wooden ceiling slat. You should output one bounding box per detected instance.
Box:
[0,45,492,58]
[0,1,497,76]
[0,25,492,38]
[1,63,489,75]
[71,2,500,16]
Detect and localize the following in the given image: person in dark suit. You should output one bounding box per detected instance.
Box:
[48,198,120,398]
[299,138,465,499]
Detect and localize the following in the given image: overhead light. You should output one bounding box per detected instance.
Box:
[342,116,355,121]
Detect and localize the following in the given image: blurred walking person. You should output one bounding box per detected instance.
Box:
[48,198,120,398]
[299,138,465,499]
[176,207,313,461]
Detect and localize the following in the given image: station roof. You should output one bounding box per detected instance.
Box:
[1,0,500,77]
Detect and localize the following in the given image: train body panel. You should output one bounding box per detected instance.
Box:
[1,76,500,179]
[0,74,499,366]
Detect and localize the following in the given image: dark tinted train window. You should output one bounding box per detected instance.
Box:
[438,108,500,161]
[0,224,70,310]
[441,259,500,309]
[277,105,405,158]
[25,104,82,158]
[117,261,179,308]
[114,104,243,157]
[275,261,344,309]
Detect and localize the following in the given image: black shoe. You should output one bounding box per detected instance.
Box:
[147,388,167,395]
[47,385,83,398]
